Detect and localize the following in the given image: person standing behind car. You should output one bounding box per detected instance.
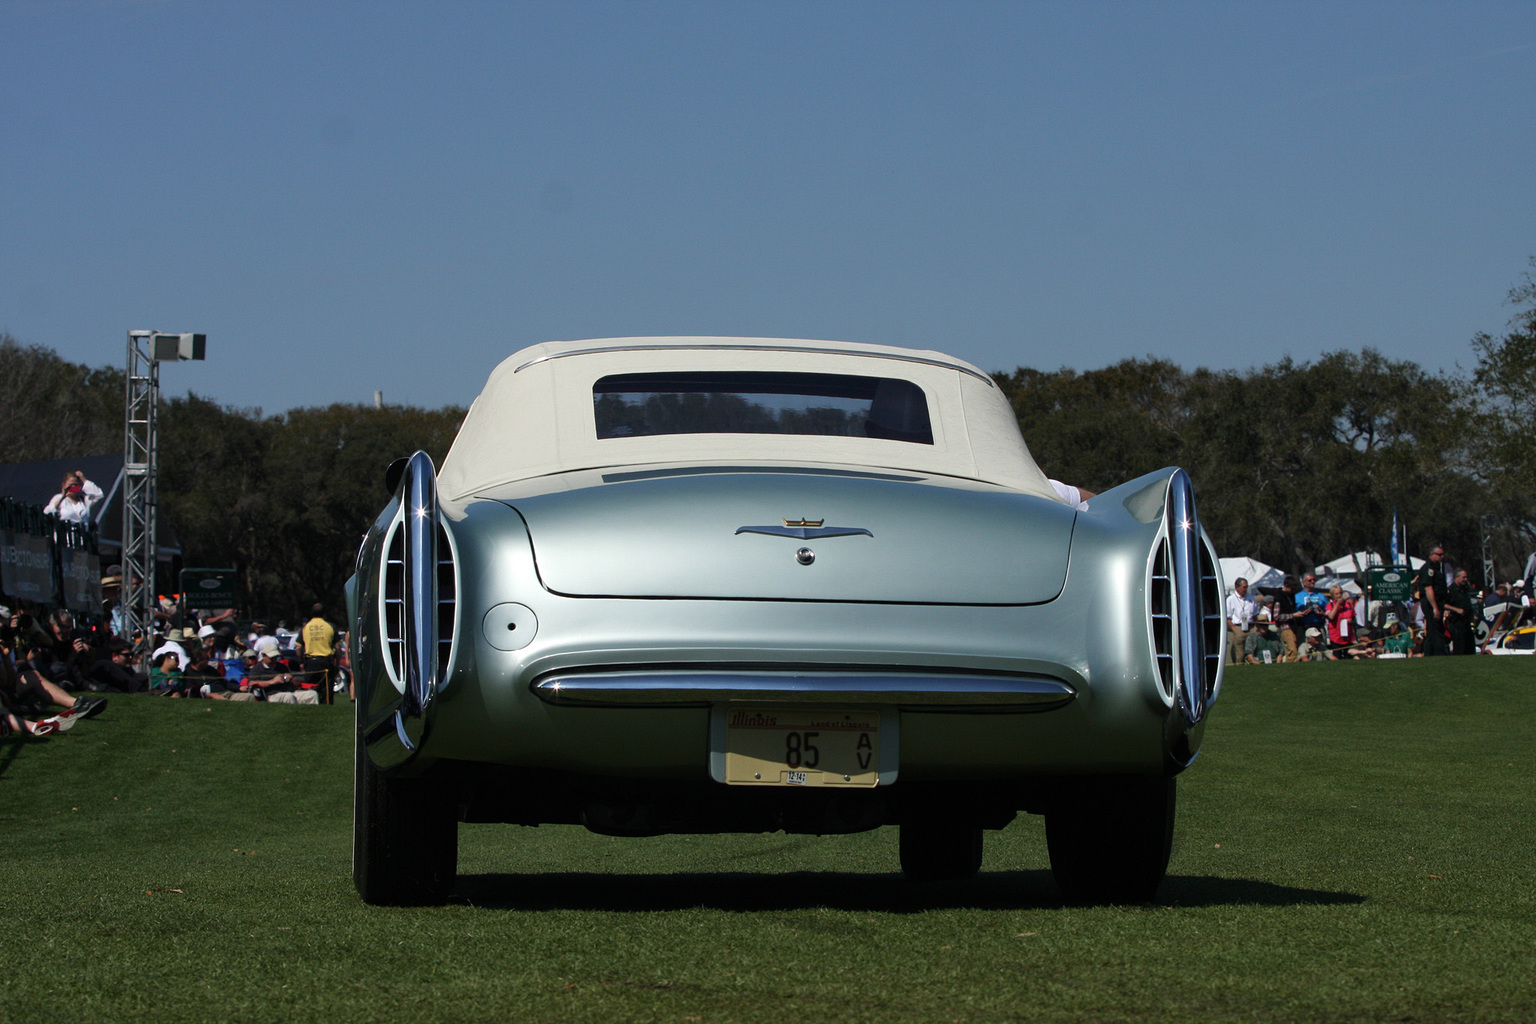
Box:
[1325,585,1358,657]
[300,604,336,705]
[1443,569,1479,655]
[1263,576,1303,663]
[1414,545,1453,656]
[1293,574,1328,646]
[1225,578,1257,665]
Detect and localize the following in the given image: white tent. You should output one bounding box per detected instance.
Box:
[1313,550,1424,576]
[1219,556,1284,594]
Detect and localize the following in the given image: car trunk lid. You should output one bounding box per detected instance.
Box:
[496,467,1074,604]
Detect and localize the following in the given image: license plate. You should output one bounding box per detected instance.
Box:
[722,708,880,787]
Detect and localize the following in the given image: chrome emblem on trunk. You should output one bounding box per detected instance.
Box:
[735,524,874,540]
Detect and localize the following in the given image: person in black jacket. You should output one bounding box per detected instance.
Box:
[1414,546,1452,657]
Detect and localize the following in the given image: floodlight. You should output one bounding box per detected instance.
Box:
[176,333,206,360]
[149,332,206,361]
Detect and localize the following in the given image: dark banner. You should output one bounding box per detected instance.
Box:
[60,548,103,613]
[181,568,238,610]
[1,529,55,602]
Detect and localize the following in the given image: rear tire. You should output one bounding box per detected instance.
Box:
[353,724,457,906]
[899,823,984,882]
[1046,776,1175,904]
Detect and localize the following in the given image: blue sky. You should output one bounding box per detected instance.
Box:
[3,1,1533,415]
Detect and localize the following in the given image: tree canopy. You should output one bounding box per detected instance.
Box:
[4,259,1535,615]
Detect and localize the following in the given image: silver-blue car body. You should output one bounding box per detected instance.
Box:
[348,337,1224,905]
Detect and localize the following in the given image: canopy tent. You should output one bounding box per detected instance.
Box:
[1218,556,1284,594]
[1313,550,1425,576]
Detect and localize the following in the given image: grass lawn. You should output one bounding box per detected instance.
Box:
[2,657,1533,1023]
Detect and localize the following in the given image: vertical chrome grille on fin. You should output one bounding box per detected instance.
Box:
[383,516,406,685]
[1150,538,1175,702]
[379,515,458,692]
[435,522,457,675]
[1149,469,1224,726]
[1197,541,1223,700]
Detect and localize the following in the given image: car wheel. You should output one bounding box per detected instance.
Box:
[899,823,984,882]
[353,724,457,906]
[1045,775,1175,904]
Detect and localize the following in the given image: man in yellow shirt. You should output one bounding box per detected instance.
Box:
[300,603,337,705]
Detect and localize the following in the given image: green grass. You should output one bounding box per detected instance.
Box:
[2,658,1533,1023]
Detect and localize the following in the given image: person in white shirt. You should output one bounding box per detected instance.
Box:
[43,470,104,525]
[1048,480,1095,511]
[1225,578,1258,665]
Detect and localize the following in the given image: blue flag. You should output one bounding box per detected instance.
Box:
[1390,506,1400,567]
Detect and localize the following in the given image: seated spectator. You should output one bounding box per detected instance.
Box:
[43,470,104,524]
[84,639,145,693]
[202,650,263,703]
[180,645,228,697]
[274,621,299,652]
[250,626,282,660]
[150,650,185,695]
[151,628,194,671]
[246,649,319,705]
[1380,616,1416,657]
[8,605,51,654]
[1244,612,1284,664]
[1297,627,1329,661]
[41,609,92,687]
[2,622,107,723]
[2,689,61,738]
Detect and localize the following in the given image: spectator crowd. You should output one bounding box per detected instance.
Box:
[2,573,348,742]
[1,470,350,742]
[1224,544,1534,664]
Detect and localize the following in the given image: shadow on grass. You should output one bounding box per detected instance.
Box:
[0,735,47,779]
[452,870,1363,912]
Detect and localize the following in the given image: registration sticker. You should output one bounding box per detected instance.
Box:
[720,708,881,787]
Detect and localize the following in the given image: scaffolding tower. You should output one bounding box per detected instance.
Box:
[121,331,204,653]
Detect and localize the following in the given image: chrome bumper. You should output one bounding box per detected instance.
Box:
[532,669,1076,712]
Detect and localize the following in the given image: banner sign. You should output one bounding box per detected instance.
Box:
[60,548,103,613]
[1367,566,1413,603]
[180,568,238,610]
[0,529,55,602]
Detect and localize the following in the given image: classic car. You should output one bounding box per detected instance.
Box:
[348,337,1224,905]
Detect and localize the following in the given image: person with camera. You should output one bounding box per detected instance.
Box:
[43,470,104,525]
[1,618,106,726]
[1325,584,1359,658]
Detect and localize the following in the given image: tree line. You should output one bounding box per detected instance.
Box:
[3,257,1534,613]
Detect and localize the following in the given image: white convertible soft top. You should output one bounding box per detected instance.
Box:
[437,337,1058,502]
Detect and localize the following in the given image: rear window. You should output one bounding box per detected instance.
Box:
[593,371,933,444]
